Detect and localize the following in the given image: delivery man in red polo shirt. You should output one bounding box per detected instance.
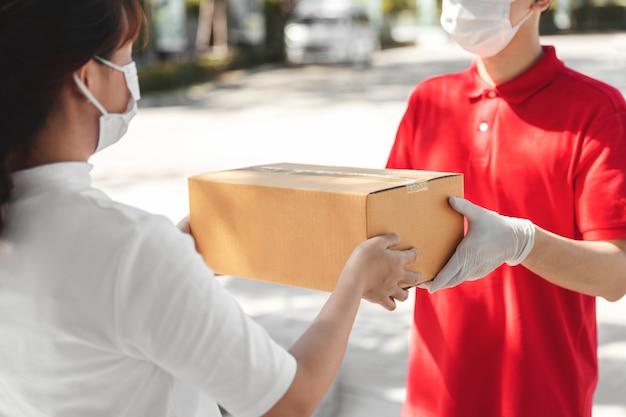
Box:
[386,0,626,415]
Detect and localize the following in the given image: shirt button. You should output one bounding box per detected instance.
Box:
[487,91,497,98]
[479,122,489,132]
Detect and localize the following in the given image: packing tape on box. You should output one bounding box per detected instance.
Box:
[405,182,429,193]
[246,165,429,192]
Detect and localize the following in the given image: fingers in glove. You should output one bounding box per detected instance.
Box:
[449,196,493,221]
[416,280,432,291]
[428,251,463,293]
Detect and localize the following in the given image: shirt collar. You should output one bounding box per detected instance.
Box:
[462,46,565,104]
[10,162,93,201]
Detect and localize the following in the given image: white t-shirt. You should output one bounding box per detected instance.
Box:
[0,162,296,417]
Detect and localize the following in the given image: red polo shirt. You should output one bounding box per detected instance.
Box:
[387,46,626,417]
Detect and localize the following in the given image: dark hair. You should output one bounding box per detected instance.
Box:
[0,0,145,230]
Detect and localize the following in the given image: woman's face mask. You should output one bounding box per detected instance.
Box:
[73,56,141,153]
[440,0,532,58]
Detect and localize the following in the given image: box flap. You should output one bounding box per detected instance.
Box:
[190,163,461,195]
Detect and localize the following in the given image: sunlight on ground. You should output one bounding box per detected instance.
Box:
[594,406,626,417]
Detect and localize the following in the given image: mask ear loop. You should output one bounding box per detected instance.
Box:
[511,9,533,30]
[72,73,109,116]
[94,57,141,101]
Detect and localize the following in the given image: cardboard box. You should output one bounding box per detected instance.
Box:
[188,163,464,292]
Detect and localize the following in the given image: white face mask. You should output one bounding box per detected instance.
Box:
[73,56,141,153]
[440,0,532,58]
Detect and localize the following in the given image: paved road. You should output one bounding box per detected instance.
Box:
[91,32,626,416]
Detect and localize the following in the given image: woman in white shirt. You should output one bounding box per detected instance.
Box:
[0,1,421,416]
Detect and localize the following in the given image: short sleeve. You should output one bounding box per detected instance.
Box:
[576,108,626,240]
[112,216,296,417]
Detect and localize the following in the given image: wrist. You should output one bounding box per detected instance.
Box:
[335,263,366,296]
[505,219,536,266]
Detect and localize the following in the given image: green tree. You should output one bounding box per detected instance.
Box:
[383,0,416,15]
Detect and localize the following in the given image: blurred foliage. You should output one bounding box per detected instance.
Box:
[134,0,625,94]
[137,55,231,93]
[136,46,286,94]
[262,0,292,59]
[383,0,416,15]
[186,0,202,16]
[540,4,626,33]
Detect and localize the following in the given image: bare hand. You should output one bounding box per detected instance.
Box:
[340,233,420,311]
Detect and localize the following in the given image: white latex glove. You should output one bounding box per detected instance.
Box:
[177,215,191,234]
[423,196,535,293]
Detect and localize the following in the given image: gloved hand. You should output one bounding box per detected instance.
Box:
[423,196,535,293]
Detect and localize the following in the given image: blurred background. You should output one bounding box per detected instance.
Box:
[135,0,626,93]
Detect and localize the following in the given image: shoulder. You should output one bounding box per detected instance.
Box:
[414,70,467,93]
[557,66,626,111]
[79,187,156,225]
[406,69,470,107]
[73,187,173,236]
[56,187,188,265]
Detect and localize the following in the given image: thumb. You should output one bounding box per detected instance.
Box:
[448,196,476,217]
[450,197,499,223]
[449,196,495,222]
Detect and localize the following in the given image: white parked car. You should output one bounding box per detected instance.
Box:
[284,3,378,66]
